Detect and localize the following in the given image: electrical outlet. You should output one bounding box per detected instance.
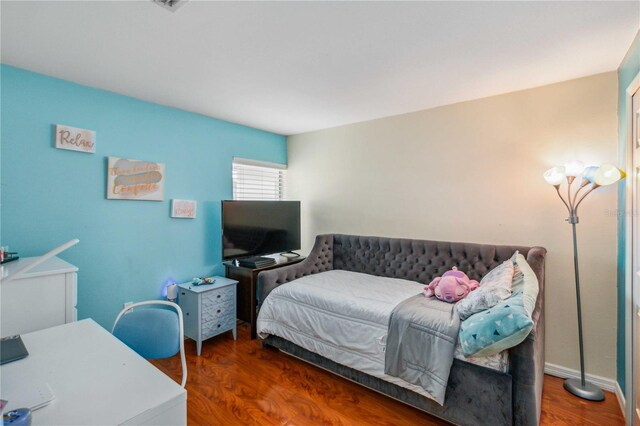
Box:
[123,301,133,314]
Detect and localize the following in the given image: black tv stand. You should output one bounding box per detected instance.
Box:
[224,256,306,339]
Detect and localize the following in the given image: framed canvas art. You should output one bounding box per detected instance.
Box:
[171,199,197,218]
[55,124,96,153]
[107,157,165,201]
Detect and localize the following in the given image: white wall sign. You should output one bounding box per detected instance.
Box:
[171,199,197,218]
[55,124,96,153]
[107,157,165,201]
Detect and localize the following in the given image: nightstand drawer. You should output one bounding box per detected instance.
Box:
[202,286,235,309]
[202,303,234,325]
[202,312,235,340]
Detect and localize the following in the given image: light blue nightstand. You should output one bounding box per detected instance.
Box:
[177,276,238,356]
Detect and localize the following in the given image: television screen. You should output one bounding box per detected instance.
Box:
[221,200,301,260]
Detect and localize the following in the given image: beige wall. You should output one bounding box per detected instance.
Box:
[287,72,619,380]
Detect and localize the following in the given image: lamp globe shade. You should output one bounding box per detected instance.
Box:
[582,166,599,183]
[594,163,626,186]
[565,160,585,177]
[544,166,566,185]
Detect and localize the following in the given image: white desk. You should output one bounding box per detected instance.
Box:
[0,319,186,425]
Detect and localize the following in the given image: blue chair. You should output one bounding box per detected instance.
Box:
[112,300,187,387]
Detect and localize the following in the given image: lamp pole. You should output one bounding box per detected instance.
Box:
[567,214,597,397]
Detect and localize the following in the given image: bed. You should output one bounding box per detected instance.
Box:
[256,234,546,426]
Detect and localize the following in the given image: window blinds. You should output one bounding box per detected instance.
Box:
[232,158,287,200]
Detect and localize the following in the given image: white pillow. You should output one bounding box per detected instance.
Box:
[456,260,513,320]
[511,252,539,316]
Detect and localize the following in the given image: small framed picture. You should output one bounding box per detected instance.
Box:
[55,124,96,153]
[171,199,197,219]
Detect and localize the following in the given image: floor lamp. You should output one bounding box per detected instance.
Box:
[543,161,625,401]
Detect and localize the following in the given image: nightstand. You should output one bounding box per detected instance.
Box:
[177,276,238,356]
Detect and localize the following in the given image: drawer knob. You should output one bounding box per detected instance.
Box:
[186,313,189,316]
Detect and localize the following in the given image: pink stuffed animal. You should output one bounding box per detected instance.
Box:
[423,267,479,303]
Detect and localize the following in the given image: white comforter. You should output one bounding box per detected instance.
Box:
[257,269,509,402]
[257,269,440,399]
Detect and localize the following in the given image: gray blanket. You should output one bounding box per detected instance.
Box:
[384,295,461,405]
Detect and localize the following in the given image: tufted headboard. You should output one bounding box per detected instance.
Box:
[257,233,546,308]
[332,234,533,283]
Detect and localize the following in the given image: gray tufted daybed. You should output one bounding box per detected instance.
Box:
[257,234,546,426]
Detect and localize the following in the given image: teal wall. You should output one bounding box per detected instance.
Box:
[617,31,640,396]
[0,65,287,330]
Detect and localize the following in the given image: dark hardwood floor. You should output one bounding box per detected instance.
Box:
[151,323,624,425]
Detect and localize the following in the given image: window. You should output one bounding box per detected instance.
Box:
[232,158,287,200]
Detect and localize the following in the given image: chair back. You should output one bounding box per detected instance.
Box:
[112,300,187,387]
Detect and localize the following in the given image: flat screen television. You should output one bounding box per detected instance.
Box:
[221,200,301,260]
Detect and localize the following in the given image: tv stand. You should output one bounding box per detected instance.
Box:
[224,256,305,339]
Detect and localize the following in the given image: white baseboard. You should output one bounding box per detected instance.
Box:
[615,381,626,419]
[544,362,617,392]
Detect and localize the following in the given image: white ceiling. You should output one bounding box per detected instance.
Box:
[1,1,638,135]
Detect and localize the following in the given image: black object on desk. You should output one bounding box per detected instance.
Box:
[0,335,29,365]
[1,254,19,264]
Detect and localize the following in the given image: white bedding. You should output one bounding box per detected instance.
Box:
[257,270,509,402]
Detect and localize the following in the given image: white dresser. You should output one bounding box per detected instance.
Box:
[1,256,78,338]
[178,276,237,355]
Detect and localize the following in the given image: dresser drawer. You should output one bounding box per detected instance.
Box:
[202,302,234,325]
[202,311,236,340]
[202,286,235,308]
